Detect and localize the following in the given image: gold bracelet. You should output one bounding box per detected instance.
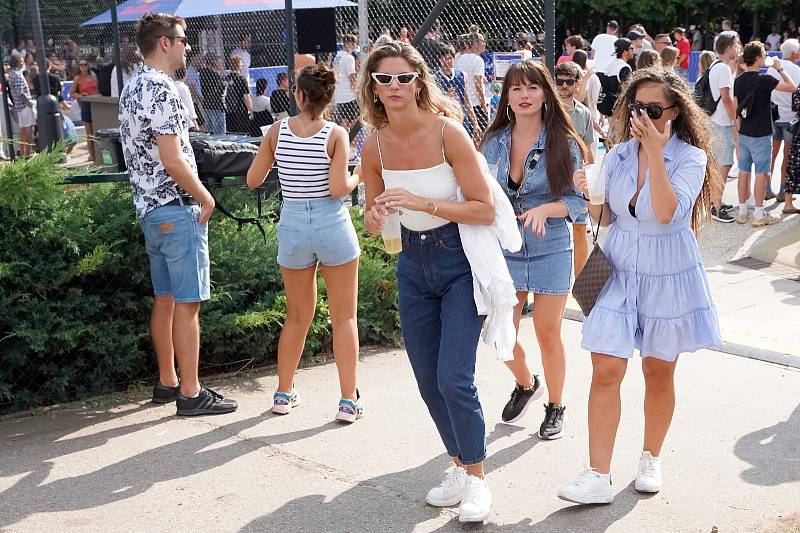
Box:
[427,199,439,216]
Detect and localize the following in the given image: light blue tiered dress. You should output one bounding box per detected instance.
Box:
[581,135,723,362]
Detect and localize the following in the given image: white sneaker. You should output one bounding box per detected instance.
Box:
[458,475,492,523]
[271,389,300,414]
[635,451,662,493]
[425,466,467,507]
[558,469,614,504]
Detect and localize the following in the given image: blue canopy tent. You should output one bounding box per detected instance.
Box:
[82,0,355,26]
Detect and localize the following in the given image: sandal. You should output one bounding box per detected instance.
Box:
[782,207,800,215]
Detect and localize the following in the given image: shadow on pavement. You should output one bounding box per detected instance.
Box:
[0,411,342,529]
[734,402,800,486]
[238,423,559,532]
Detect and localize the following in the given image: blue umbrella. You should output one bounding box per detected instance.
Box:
[82,0,355,26]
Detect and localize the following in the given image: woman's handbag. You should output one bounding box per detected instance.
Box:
[572,204,613,316]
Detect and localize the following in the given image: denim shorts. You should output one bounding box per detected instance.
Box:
[773,122,794,143]
[277,197,360,269]
[711,124,735,167]
[140,205,210,303]
[738,134,773,174]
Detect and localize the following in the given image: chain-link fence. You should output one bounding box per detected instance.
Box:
[0,0,547,414]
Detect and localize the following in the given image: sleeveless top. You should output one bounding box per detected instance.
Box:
[274,118,335,201]
[75,72,99,96]
[378,121,458,231]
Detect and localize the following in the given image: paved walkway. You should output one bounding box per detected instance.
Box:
[2,319,799,532]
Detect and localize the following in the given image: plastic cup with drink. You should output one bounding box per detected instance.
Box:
[382,209,402,254]
[583,163,605,205]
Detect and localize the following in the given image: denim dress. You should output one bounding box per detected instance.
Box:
[580,136,723,361]
[481,127,586,294]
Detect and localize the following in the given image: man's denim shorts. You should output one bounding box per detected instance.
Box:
[738,134,773,175]
[711,124,735,167]
[773,121,794,143]
[277,197,360,269]
[140,204,210,303]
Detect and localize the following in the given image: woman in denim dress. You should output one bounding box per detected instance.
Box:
[481,61,588,439]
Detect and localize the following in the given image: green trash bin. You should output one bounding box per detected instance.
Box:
[94,128,127,171]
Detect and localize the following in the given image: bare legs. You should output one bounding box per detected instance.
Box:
[276,260,359,400]
[505,292,568,404]
[150,295,201,397]
[573,224,590,278]
[588,353,678,473]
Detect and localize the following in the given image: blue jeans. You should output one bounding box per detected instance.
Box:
[205,109,226,134]
[396,222,486,465]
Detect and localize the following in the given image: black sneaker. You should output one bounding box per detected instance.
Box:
[538,403,566,440]
[176,387,238,416]
[501,375,544,423]
[152,381,180,404]
[711,206,734,223]
[720,203,734,212]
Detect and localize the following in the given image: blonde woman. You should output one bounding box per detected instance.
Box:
[359,42,495,522]
[698,50,716,77]
[659,46,679,70]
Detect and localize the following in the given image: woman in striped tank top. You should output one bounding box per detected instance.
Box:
[247,64,362,422]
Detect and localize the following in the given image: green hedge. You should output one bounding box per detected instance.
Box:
[0,152,400,414]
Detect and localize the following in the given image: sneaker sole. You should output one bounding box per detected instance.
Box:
[557,493,614,505]
[501,383,546,424]
[712,216,734,223]
[458,510,491,523]
[425,493,463,507]
[634,482,661,493]
[334,411,363,423]
[151,396,178,404]
[752,219,779,227]
[176,406,238,416]
[271,404,294,415]
[538,420,565,440]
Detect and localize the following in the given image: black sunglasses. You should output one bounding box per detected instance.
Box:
[167,35,189,46]
[555,78,577,86]
[629,101,676,120]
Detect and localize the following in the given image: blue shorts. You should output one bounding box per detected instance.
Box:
[140,205,210,303]
[711,124,735,167]
[773,122,794,143]
[277,197,360,269]
[79,100,93,124]
[737,134,772,174]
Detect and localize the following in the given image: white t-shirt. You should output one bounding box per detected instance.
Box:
[768,59,800,123]
[174,80,197,121]
[454,52,485,107]
[591,33,618,72]
[583,71,602,124]
[766,33,782,51]
[709,61,734,127]
[230,48,251,82]
[333,51,357,104]
[252,94,270,113]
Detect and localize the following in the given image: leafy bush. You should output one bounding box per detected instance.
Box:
[0,154,399,413]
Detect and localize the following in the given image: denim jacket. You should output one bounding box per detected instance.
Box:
[481,126,586,257]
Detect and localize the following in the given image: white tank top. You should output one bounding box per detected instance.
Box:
[274,118,335,201]
[378,121,458,231]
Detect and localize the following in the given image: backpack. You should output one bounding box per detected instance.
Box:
[596,70,625,116]
[694,60,723,115]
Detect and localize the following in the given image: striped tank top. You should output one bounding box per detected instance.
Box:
[274,118,335,200]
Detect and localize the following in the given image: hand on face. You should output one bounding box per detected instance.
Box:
[630,107,671,153]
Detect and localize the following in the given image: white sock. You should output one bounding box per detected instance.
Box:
[739,204,748,215]
[754,207,765,218]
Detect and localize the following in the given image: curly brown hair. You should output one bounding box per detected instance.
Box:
[610,67,718,232]
[357,41,462,129]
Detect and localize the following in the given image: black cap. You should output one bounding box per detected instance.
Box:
[673,27,686,34]
[607,20,619,29]
[613,38,633,56]
[626,30,645,40]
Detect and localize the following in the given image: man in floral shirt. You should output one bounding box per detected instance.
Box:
[119,13,237,416]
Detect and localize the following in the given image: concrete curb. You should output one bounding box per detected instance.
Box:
[562,307,800,370]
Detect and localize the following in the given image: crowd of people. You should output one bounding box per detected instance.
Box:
[107,8,795,525]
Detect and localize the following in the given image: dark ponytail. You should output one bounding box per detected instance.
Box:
[296,64,336,117]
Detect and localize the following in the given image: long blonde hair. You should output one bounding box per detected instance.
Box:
[357,41,462,129]
[611,67,719,233]
[698,51,716,76]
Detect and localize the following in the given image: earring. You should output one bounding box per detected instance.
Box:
[542,101,548,115]
[415,91,421,100]
[506,105,513,121]
[373,94,377,103]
